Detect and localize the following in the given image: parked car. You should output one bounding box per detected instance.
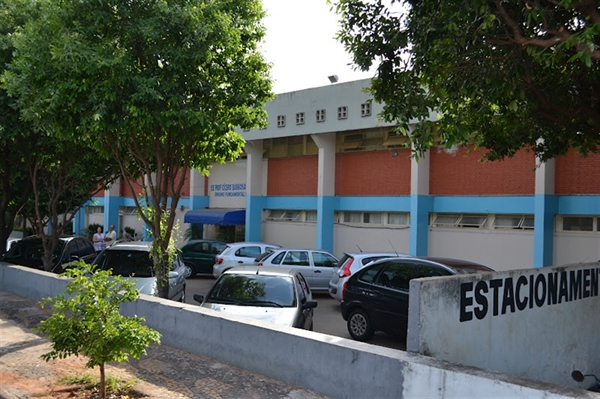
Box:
[5,237,20,253]
[194,266,317,330]
[92,241,186,302]
[341,257,494,342]
[1,235,96,273]
[212,242,280,278]
[328,252,410,301]
[255,248,338,291]
[180,239,228,278]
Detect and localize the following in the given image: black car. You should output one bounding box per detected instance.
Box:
[1,235,97,273]
[341,257,494,341]
[179,239,228,278]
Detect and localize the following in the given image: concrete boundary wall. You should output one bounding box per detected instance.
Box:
[0,263,593,399]
[407,262,600,389]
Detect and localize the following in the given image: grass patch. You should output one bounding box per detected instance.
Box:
[57,373,138,394]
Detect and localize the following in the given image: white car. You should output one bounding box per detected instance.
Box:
[212,242,280,278]
[328,252,410,301]
[195,266,317,330]
[255,248,338,291]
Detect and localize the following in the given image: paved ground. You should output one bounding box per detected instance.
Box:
[0,291,330,399]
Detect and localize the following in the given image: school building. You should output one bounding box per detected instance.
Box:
[75,79,600,271]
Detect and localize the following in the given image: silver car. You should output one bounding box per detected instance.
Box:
[93,241,186,302]
[195,266,317,330]
[328,252,410,301]
[254,248,338,291]
[212,242,280,278]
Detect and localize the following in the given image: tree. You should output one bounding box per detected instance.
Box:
[0,0,37,255]
[5,0,272,296]
[36,261,161,399]
[332,0,600,161]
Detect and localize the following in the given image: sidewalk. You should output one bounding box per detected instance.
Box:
[0,291,329,399]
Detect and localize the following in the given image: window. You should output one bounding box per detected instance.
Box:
[431,214,487,228]
[235,246,261,258]
[296,112,305,125]
[493,215,534,230]
[266,210,314,222]
[562,216,594,232]
[312,252,338,267]
[361,102,371,117]
[283,251,310,266]
[342,212,383,225]
[277,115,286,127]
[87,206,104,214]
[316,109,326,122]
[378,262,414,291]
[337,106,348,119]
[358,262,386,284]
[388,213,409,226]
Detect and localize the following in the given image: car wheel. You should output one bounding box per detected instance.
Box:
[347,308,374,341]
[183,263,195,279]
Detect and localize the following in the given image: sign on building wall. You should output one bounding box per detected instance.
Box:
[208,162,247,208]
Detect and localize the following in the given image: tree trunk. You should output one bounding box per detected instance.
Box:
[100,363,106,399]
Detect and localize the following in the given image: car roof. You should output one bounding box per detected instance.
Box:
[273,248,334,252]
[415,257,494,271]
[19,235,78,243]
[343,252,409,257]
[225,242,280,247]
[108,241,152,251]
[224,266,298,278]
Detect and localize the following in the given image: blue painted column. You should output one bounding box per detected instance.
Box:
[104,179,121,235]
[533,158,557,267]
[410,195,432,256]
[316,196,336,252]
[312,133,336,253]
[409,148,431,256]
[244,140,265,242]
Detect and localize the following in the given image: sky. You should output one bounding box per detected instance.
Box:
[261,0,378,94]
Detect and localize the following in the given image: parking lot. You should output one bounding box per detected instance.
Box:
[184,274,406,351]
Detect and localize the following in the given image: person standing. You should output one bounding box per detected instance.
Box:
[93,226,106,255]
[104,224,117,247]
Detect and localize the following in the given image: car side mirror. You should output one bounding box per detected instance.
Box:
[302,300,318,310]
[193,294,204,304]
[168,271,179,278]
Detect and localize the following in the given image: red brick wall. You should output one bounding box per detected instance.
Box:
[120,177,146,198]
[335,149,411,196]
[267,155,318,196]
[118,169,191,198]
[430,146,536,195]
[555,150,600,194]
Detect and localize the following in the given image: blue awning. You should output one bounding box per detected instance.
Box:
[184,208,246,226]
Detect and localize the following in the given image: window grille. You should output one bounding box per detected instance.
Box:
[337,106,348,119]
[316,109,326,122]
[296,112,305,125]
[361,103,371,117]
[277,115,286,127]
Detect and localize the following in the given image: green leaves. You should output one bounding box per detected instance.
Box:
[334,0,600,161]
[36,261,161,369]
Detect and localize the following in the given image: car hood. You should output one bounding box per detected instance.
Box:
[201,303,297,327]
[120,277,156,296]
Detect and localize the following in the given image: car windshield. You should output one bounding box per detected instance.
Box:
[207,274,296,307]
[95,250,154,277]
